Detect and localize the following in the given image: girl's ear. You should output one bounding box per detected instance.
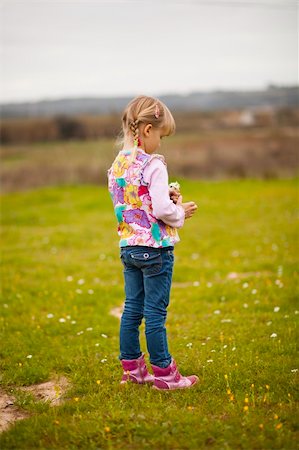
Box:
[143,124,152,136]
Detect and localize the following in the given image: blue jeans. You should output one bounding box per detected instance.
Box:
[119,245,174,368]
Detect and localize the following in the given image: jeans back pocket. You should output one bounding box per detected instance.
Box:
[130,250,162,275]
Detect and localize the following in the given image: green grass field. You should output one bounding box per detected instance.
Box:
[1,178,298,449]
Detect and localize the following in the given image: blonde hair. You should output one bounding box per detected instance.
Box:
[115,95,176,163]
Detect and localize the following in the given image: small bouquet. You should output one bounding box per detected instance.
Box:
[169,181,181,204]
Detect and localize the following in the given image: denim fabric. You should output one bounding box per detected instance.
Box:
[119,245,174,368]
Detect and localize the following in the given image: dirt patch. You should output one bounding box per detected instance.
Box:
[110,306,123,320]
[20,376,70,406]
[0,389,30,433]
[0,376,70,433]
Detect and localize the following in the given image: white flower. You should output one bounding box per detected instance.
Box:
[251,289,257,295]
[243,303,249,309]
[66,315,71,320]
[254,300,260,304]
[93,277,101,283]
[221,319,232,323]
[266,321,272,326]
[214,310,221,315]
[77,331,84,335]
[220,296,226,302]
[242,283,249,289]
[270,333,277,338]
[207,359,213,363]
[26,355,32,359]
[86,327,93,331]
[291,369,298,373]
[193,281,200,287]
[232,347,236,351]
[59,318,66,323]
[101,334,108,338]
[201,342,206,346]
[95,343,100,347]
[66,276,73,282]
[71,320,76,324]
[76,289,82,294]
[78,279,85,285]
[88,289,94,295]
[223,345,227,349]
[206,336,211,341]
[295,311,299,315]
[211,349,216,353]
[101,358,107,363]
[186,342,193,348]
[232,250,239,257]
[206,282,213,288]
[274,306,280,313]
[284,315,289,319]
[47,313,54,319]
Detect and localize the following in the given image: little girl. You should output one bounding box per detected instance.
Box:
[107,96,198,390]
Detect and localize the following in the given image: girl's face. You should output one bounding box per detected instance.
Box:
[141,124,165,154]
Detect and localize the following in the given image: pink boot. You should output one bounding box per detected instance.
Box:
[120,353,155,385]
[151,358,199,390]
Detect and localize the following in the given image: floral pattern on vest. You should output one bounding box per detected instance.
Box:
[107,149,180,248]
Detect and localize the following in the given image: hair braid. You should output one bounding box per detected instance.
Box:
[129,119,140,146]
[128,118,140,164]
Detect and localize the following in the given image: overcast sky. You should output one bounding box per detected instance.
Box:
[0,0,298,103]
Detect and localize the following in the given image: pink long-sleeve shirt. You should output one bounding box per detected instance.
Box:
[143,157,185,228]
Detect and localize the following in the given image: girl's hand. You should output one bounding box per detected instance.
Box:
[177,195,198,219]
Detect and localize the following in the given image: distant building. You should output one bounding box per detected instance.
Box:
[239,110,255,126]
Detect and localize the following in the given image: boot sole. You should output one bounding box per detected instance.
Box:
[152,376,199,391]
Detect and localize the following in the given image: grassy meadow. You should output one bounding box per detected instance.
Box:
[1,172,298,448]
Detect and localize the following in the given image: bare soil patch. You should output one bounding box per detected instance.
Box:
[110,306,123,320]
[0,376,70,433]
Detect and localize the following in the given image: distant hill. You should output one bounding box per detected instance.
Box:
[1,85,298,119]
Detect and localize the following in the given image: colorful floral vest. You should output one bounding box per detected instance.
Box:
[107,148,180,248]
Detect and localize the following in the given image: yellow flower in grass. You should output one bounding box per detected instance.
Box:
[275,423,283,430]
[96,380,101,385]
[259,424,264,430]
[243,405,249,412]
[74,397,79,402]
[104,426,111,433]
[229,395,235,402]
[227,389,231,395]
[274,414,278,420]
[224,374,228,380]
